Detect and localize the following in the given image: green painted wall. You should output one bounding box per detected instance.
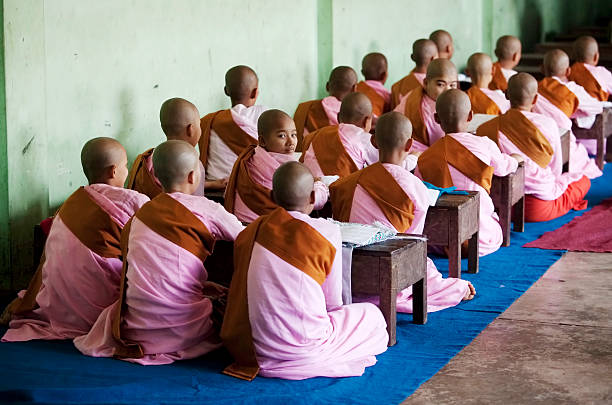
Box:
[1,0,611,288]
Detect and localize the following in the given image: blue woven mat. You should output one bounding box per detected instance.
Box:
[1,165,610,404]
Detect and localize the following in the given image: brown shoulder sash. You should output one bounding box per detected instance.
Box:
[488,62,508,91]
[127,149,162,199]
[300,125,359,177]
[404,86,429,146]
[391,72,420,109]
[537,77,580,118]
[356,81,387,116]
[293,99,330,151]
[418,136,495,193]
[467,86,501,115]
[224,145,278,216]
[569,62,609,102]
[330,163,415,232]
[199,109,257,167]
[476,109,553,169]
[220,207,336,380]
[111,193,216,359]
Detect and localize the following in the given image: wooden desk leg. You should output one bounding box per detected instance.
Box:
[606,136,612,163]
[596,133,605,170]
[448,215,461,279]
[412,277,427,325]
[513,196,525,233]
[467,231,479,274]
[499,200,511,247]
[379,258,397,346]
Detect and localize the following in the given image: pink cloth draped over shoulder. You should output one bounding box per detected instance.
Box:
[232,146,329,223]
[247,211,388,379]
[348,163,470,312]
[74,192,244,365]
[2,185,149,342]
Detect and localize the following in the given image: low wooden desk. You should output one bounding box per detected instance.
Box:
[490,162,525,246]
[560,129,570,173]
[204,190,225,205]
[572,107,612,170]
[351,237,427,346]
[423,191,480,279]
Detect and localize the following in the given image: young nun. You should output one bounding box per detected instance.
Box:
[465,52,511,114]
[74,140,244,365]
[221,161,388,380]
[569,35,612,102]
[391,39,438,108]
[2,138,149,341]
[488,35,522,91]
[355,52,392,119]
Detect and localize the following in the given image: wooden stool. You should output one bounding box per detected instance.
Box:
[423,191,480,278]
[572,107,612,170]
[490,162,525,246]
[352,237,427,346]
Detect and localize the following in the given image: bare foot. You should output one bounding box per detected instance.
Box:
[463,282,476,301]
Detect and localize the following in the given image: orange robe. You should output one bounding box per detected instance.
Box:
[467,87,502,115]
[569,62,609,102]
[391,72,422,109]
[356,81,389,117]
[537,78,580,118]
[293,99,331,151]
[127,149,162,199]
[489,62,508,91]
[299,125,358,178]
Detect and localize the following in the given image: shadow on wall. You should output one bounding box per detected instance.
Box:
[114,88,137,164]
[521,0,543,51]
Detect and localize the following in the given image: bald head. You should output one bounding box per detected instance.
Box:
[429,30,453,59]
[426,58,457,80]
[160,98,199,139]
[257,109,293,141]
[327,66,358,100]
[81,137,126,184]
[435,89,472,132]
[375,112,413,153]
[543,49,570,78]
[272,161,315,211]
[495,35,522,61]
[467,52,493,81]
[573,35,598,64]
[338,92,372,125]
[361,52,388,81]
[507,72,538,107]
[225,65,258,102]
[152,140,200,191]
[412,39,439,68]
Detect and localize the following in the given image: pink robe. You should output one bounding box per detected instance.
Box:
[205,104,267,181]
[500,67,518,82]
[583,63,612,94]
[301,96,342,139]
[394,90,444,152]
[301,123,418,178]
[493,111,583,200]
[232,146,329,223]
[479,87,511,113]
[247,211,388,379]
[363,80,392,117]
[2,185,149,342]
[533,80,603,178]
[414,133,518,255]
[348,163,470,313]
[74,193,244,365]
[146,150,206,196]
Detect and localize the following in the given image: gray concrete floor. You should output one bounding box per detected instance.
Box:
[402,252,612,405]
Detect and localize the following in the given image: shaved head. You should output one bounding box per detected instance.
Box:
[160,98,199,137]
[81,137,126,183]
[338,92,372,124]
[435,89,471,132]
[495,35,522,61]
[573,35,598,63]
[257,109,293,140]
[426,58,457,80]
[375,112,413,152]
[272,161,315,211]
[412,39,439,67]
[429,30,453,59]
[152,140,200,190]
[361,52,388,81]
[467,52,493,80]
[327,66,358,99]
[543,49,570,77]
[225,65,258,101]
[507,72,538,107]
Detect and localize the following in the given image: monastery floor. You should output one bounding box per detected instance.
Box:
[402,251,612,404]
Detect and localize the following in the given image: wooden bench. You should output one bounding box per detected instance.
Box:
[423,191,480,279]
[351,237,427,346]
[572,107,612,170]
[490,162,525,246]
[206,237,428,347]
